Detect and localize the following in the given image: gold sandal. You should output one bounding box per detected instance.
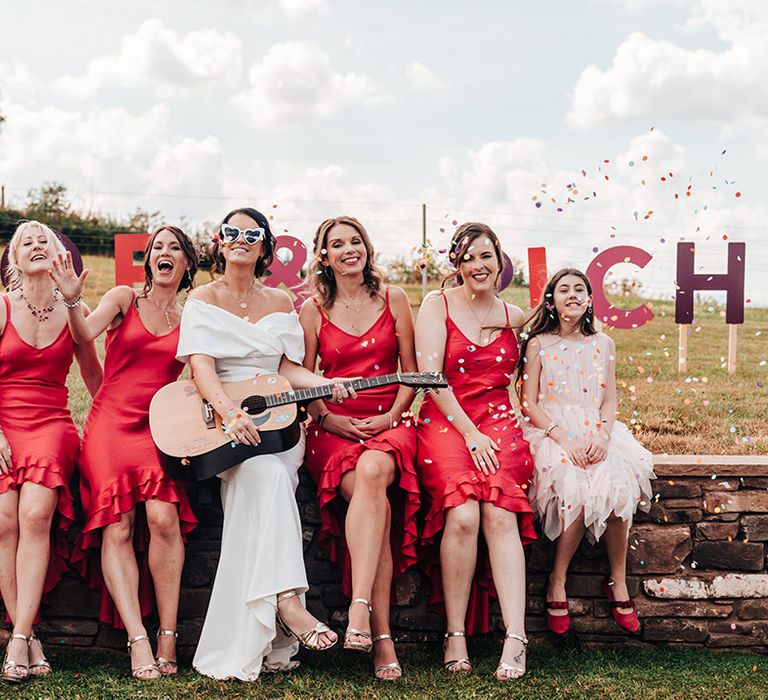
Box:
[343,598,373,652]
[1,634,30,684]
[127,635,161,680]
[443,631,472,674]
[27,636,52,677]
[494,632,528,681]
[276,590,336,651]
[372,634,402,681]
[155,629,178,676]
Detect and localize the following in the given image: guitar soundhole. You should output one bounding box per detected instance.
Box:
[242,396,267,415]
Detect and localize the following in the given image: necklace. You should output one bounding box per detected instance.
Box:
[221,279,257,321]
[21,288,60,323]
[145,295,177,330]
[339,292,368,314]
[466,293,496,326]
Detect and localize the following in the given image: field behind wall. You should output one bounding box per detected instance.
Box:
[66,254,768,455]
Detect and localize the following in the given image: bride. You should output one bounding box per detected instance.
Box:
[177,207,350,680]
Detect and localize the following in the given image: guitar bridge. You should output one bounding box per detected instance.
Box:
[201,400,216,429]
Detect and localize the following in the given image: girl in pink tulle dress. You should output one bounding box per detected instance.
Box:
[518,268,654,636]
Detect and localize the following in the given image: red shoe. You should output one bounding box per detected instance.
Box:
[545,599,571,635]
[602,578,639,633]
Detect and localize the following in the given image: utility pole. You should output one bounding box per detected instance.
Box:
[421,203,427,300]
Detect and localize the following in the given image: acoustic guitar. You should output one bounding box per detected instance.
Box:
[149,371,447,481]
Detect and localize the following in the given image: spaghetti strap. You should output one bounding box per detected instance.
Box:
[439,289,450,317]
[312,296,330,321]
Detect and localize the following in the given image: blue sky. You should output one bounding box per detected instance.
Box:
[1,0,766,302]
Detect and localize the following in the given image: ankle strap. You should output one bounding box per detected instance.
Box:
[444,631,466,638]
[157,629,178,638]
[350,598,372,612]
[372,634,392,643]
[609,599,636,609]
[505,632,528,645]
[127,634,151,649]
[546,600,569,610]
[277,589,299,604]
[10,633,30,643]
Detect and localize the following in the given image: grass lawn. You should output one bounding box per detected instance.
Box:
[9,643,768,700]
[65,254,768,454]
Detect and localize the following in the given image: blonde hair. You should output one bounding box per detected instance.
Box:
[6,220,67,290]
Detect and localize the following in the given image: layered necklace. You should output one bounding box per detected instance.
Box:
[145,294,178,330]
[21,287,60,323]
[221,279,257,321]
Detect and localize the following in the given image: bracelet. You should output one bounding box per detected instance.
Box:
[317,412,329,428]
[62,295,82,308]
[544,421,558,438]
[385,411,393,430]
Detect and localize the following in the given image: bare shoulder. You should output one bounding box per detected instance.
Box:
[186,281,220,304]
[105,285,136,308]
[504,302,526,327]
[261,285,294,313]
[524,334,543,355]
[299,296,321,322]
[387,285,412,313]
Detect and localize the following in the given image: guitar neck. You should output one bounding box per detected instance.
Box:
[264,374,403,408]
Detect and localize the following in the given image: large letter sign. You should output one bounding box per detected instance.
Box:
[675,242,746,325]
[114,233,149,287]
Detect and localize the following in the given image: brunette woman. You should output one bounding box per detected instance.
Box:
[300,216,419,681]
[176,207,350,681]
[0,221,101,683]
[414,223,535,681]
[50,225,199,680]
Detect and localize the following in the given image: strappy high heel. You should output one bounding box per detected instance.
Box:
[127,635,160,680]
[27,635,52,677]
[443,631,471,674]
[1,634,30,684]
[494,631,528,681]
[276,590,337,651]
[372,634,402,681]
[343,598,373,652]
[155,629,178,676]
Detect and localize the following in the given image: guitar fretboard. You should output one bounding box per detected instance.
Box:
[264,373,403,408]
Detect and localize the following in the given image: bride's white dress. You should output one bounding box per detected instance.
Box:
[177,299,308,680]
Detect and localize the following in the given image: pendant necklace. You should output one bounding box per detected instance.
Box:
[146,295,176,330]
[222,279,256,321]
[21,288,60,323]
[466,293,496,342]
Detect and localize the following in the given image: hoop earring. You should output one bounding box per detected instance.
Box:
[587,305,593,314]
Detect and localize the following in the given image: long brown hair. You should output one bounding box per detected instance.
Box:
[514,267,597,390]
[308,215,383,308]
[442,222,505,289]
[139,225,198,298]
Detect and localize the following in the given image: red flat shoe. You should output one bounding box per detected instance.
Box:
[545,599,570,635]
[602,578,639,633]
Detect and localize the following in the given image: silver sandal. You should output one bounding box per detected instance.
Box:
[443,631,472,673]
[28,636,52,677]
[494,631,528,680]
[155,629,178,676]
[127,635,160,680]
[1,633,30,684]
[343,598,373,652]
[372,634,402,681]
[276,590,337,651]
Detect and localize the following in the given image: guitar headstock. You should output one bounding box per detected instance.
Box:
[400,372,449,389]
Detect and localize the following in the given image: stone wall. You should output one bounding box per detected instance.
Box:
[14,456,768,658]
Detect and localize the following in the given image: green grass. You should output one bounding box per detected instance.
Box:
[9,643,768,700]
[62,256,768,454]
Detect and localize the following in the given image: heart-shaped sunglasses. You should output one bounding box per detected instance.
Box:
[218,224,266,245]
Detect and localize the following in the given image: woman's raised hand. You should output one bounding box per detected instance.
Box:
[49,251,88,304]
[465,429,500,475]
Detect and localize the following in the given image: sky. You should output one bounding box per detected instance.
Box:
[1,0,767,304]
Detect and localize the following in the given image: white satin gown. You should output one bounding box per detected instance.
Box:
[177,300,308,680]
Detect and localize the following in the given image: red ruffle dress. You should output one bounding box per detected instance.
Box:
[304,288,420,595]
[415,292,536,634]
[71,299,197,627]
[0,295,80,597]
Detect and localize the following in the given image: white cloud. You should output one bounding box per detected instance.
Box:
[231,42,375,128]
[0,102,222,198]
[406,61,448,91]
[278,0,328,18]
[54,18,242,98]
[568,3,768,134]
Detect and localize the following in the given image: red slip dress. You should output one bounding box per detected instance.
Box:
[304,287,420,595]
[415,291,536,635]
[0,295,80,598]
[71,296,197,628]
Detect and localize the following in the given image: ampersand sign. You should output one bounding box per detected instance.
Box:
[264,235,312,311]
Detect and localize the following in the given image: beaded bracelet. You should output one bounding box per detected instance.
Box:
[62,295,83,308]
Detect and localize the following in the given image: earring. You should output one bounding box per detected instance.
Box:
[587,305,593,314]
